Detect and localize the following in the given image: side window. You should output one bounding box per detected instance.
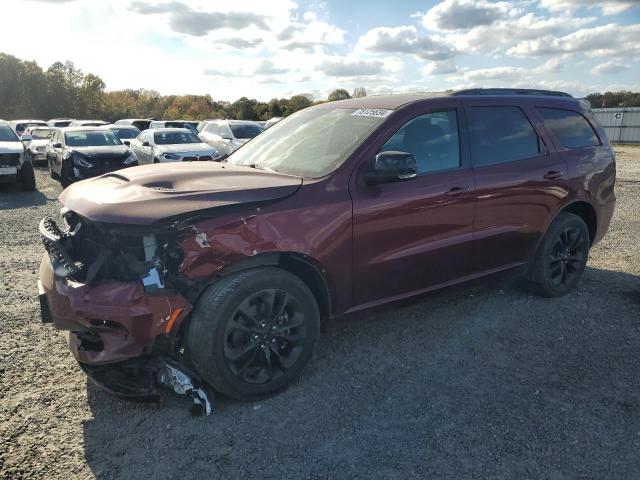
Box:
[468,106,543,167]
[205,123,220,135]
[536,107,599,148]
[380,110,460,175]
[220,125,233,139]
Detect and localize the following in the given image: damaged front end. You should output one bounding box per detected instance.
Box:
[38,209,213,414]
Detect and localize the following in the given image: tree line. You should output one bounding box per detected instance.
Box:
[0,53,365,122]
[2,52,638,122]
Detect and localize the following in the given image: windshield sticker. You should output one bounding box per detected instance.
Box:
[351,108,393,118]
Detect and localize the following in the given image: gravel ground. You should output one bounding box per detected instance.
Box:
[1,147,639,479]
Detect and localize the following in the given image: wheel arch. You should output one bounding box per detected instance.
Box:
[200,252,334,320]
[558,200,597,245]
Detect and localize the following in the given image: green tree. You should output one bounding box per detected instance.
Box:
[352,87,367,98]
[327,88,351,102]
[287,95,311,114]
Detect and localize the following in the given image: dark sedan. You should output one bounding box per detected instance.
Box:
[46,127,137,187]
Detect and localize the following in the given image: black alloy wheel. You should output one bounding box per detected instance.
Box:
[223,289,307,385]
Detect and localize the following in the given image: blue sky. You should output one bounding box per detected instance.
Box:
[4,0,640,100]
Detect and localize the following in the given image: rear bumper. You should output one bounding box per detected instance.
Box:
[594,197,616,245]
[38,252,191,366]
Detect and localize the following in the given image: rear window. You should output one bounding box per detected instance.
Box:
[537,107,599,148]
[468,106,543,167]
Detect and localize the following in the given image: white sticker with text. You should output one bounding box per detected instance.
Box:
[351,108,393,118]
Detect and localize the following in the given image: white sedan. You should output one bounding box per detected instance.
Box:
[130,128,221,164]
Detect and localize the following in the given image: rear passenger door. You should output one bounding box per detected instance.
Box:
[465,102,568,272]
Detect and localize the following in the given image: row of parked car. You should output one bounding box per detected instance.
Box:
[0,115,283,190]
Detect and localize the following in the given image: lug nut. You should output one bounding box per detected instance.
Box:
[260,344,266,349]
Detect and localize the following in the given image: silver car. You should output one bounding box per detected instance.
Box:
[198,120,264,156]
[22,126,53,165]
[129,128,221,164]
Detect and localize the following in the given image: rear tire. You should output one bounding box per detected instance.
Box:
[528,212,590,297]
[19,161,36,191]
[186,267,320,401]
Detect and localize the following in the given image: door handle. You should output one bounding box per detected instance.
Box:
[444,186,468,196]
[543,170,564,180]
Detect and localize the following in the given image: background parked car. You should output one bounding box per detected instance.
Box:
[0,120,36,190]
[196,119,220,132]
[47,118,74,128]
[22,126,53,165]
[149,120,199,135]
[68,120,108,127]
[9,119,48,138]
[114,118,155,131]
[46,126,137,187]
[264,117,283,129]
[107,124,141,144]
[198,119,264,156]
[130,128,220,164]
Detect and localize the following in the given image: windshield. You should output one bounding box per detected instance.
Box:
[154,131,200,145]
[112,127,141,139]
[65,130,122,147]
[0,125,19,142]
[230,123,264,139]
[30,128,52,140]
[228,108,386,178]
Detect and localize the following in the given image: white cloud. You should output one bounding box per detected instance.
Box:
[420,0,517,30]
[317,59,385,77]
[423,60,458,75]
[356,25,456,60]
[540,0,636,16]
[508,23,640,57]
[591,60,630,75]
[444,12,596,55]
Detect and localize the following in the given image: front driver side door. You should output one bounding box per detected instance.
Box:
[350,103,476,307]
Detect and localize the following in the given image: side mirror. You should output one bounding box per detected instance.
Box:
[142,141,150,147]
[53,142,63,149]
[123,140,131,146]
[21,134,32,142]
[364,151,418,185]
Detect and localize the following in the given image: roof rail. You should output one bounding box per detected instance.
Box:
[452,88,572,98]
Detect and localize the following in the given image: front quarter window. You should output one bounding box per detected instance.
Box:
[228,108,387,178]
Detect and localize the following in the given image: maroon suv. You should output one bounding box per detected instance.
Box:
[38,89,616,405]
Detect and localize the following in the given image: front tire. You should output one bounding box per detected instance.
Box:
[186,267,320,401]
[528,212,590,297]
[19,161,36,191]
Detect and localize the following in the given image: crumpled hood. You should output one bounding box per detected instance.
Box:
[0,141,23,154]
[69,145,130,160]
[59,162,302,225]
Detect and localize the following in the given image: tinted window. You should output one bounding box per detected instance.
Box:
[468,106,542,167]
[229,123,264,139]
[154,131,200,145]
[65,131,122,147]
[537,107,599,148]
[0,125,19,141]
[111,127,141,139]
[380,111,460,174]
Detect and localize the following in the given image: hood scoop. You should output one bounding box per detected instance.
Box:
[103,173,130,183]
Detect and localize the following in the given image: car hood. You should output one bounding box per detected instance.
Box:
[0,141,24,154]
[68,145,130,160]
[155,143,216,155]
[28,139,49,147]
[59,162,302,225]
